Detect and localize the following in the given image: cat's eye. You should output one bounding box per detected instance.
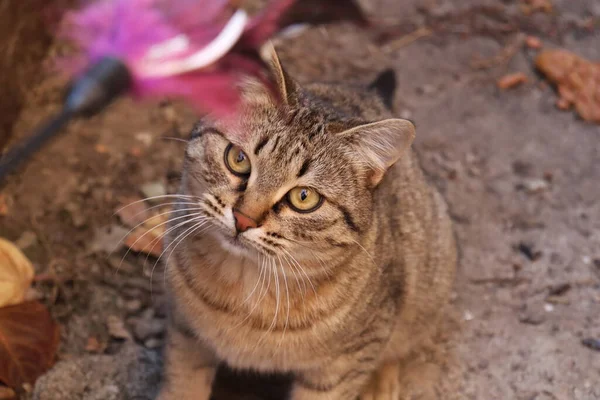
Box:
[224,144,251,177]
[287,187,323,213]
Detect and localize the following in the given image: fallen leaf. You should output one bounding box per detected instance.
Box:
[497,72,528,90]
[0,238,35,308]
[0,301,60,390]
[143,209,170,230]
[0,386,15,400]
[124,226,163,258]
[520,0,553,14]
[115,197,150,228]
[536,49,600,123]
[525,36,542,49]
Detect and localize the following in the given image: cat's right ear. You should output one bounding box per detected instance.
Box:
[261,43,299,107]
[340,118,415,187]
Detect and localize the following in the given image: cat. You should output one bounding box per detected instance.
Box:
[157,47,457,400]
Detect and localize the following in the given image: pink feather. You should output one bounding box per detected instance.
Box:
[57,0,366,117]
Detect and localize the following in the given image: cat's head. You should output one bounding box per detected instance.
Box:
[179,48,415,272]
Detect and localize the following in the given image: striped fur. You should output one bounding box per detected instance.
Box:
[157,52,456,400]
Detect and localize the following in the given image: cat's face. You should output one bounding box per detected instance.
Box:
[178,50,415,274]
[182,101,372,270]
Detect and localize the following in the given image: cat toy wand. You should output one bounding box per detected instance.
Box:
[0,0,366,185]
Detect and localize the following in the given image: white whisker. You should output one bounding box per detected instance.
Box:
[112,194,199,216]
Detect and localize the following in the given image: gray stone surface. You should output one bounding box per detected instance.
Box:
[32,343,162,400]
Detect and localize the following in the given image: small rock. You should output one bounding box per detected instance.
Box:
[15,231,37,249]
[463,311,474,321]
[417,84,437,95]
[106,256,137,275]
[548,283,571,296]
[64,202,87,228]
[141,308,155,320]
[144,338,164,349]
[33,343,162,400]
[152,295,168,318]
[519,311,545,325]
[124,277,154,292]
[132,317,166,341]
[512,160,532,176]
[497,72,528,90]
[516,242,542,261]
[544,303,554,312]
[125,299,143,314]
[140,182,167,203]
[517,178,549,194]
[89,225,130,254]
[107,316,132,341]
[582,256,591,265]
[135,132,153,147]
[545,295,570,305]
[525,36,542,49]
[581,338,600,352]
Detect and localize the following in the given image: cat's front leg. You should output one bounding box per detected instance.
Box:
[156,324,218,400]
[291,358,377,400]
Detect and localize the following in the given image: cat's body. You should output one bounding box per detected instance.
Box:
[158,50,456,400]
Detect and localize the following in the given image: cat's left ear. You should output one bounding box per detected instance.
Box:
[340,118,415,187]
[261,43,299,107]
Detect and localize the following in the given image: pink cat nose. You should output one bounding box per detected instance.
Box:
[233,209,258,233]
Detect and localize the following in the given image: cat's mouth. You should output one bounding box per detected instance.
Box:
[213,230,254,257]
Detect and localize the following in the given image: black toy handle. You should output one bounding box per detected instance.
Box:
[0,57,131,186]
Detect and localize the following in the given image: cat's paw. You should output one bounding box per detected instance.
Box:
[359,363,401,400]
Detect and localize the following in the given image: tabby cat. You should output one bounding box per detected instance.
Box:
[157,47,457,400]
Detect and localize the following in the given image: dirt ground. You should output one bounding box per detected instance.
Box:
[1,0,599,399]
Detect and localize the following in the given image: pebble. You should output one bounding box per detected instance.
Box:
[144,338,164,349]
[581,338,600,352]
[519,178,549,194]
[519,311,545,325]
[140,182,167,203]
[125,299,143,314]
[544,303,554,312]
[15,231,37,249]
[463,310,474,321]
[582,256,591,265]
[107,316,132,341]
[132,317,166,341]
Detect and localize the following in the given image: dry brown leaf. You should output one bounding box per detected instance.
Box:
[143,209,170,230]
[536,49,600,123]
[0,301,60,390]
[0,238,35,308]
[124,226,163,257]
[497,72,528,90]
[0,386,15,400]
[115,197,150,228]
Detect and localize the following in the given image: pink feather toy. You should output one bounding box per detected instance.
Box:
[0,0,366,183]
